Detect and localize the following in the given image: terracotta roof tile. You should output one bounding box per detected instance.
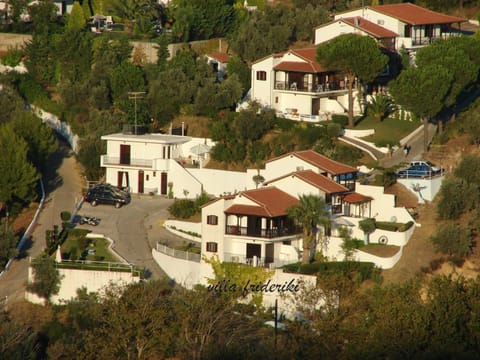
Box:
[340,192,373,203]
[265,170,349,194]
[342,17,397,38]
[294,150,358,175]
[225,187,299,217]
[273,60,325,73]
[207,52,230,63]
[370,3,466,25]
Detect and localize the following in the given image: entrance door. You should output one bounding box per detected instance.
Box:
[265,243,274,264]
[120,145,131,165]
[160,173,167,195]
[138,170,144,193]
[117,171,129,189]
[246,243,261,259]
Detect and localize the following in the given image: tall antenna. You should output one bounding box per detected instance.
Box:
[128,91,146,135]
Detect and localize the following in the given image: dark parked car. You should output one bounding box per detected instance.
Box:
[396,161,443,179]
[84,184,131,208]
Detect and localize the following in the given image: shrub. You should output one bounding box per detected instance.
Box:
[398,221,414,232]
[383,169,397,188]
[437,178,477,220]
[375,221,399,232]
[430,223,472,258]
[1,46,22,67]
[169,199,196,219]
[331,114,349,127]
[60,211,71,221]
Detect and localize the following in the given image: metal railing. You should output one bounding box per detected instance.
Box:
[224,252,298,269]
[274,81,354,93]
[101,155,153,168]
[54,259,142,276]
[156,243,201,262]
[225,225,302,238]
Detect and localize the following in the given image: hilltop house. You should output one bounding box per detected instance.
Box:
[205,52,230,81]
[315,3,466,53]
[250,47,362,121]
[200,150,413,268]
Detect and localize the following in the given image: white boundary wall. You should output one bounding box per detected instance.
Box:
[26,267,140,305]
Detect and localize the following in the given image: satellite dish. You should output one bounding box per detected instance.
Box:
[390,216,397,222]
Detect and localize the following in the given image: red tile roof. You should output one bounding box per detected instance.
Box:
[340,192,373,203]
[370,3,466,26]
[273,60,325,73]
[265,170,349,194]
[342,17,397,38]
[294,150,358,175]
[225,187,299,217]
[207,52,230,63]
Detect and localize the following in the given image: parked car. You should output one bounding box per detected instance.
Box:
[84,184,131,208]
[396,160,443,179]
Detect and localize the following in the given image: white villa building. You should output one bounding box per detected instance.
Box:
[100,132,247,197]
[250,47,362,121]
[315,3,466,53]
[199,150,415,270]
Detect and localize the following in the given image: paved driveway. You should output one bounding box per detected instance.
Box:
[77,196,175,279]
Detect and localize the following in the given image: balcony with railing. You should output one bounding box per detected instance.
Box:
[225,225,302,239]
[101,155,153,168]
[274,80,351,94]
[224,252,299,269]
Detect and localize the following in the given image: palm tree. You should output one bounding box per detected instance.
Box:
[367,94,396,122]
[288,194,330,264]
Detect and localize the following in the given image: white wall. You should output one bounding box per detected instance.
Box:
[188,168,247,196]
[26,266,140,305]
[355,183,414,223]
[168,160,203,198]
[397,176,444,204]
[315,20,368,45]
[201,198,229,262]
[251,56,277,108]
[152,248,214,288]
[334,8,403,36]
[266,176,326,201]
[264,156,318,180]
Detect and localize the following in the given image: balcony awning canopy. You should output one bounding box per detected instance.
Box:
[340,192,373,204]
[225,204,272,218]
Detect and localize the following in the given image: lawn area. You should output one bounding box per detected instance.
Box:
[353,115,421,147]
[61,230,120,262]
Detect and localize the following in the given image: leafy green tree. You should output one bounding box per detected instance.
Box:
[454,154,480,188]
[27,0,59,34]
[0,311,39,360]
[436,177,477,220]
[462,109,480,146]
[24,33,57,85]
[358,218,376,245]
[226,56,251,96]
[294,3,329,42]
[80,281,177,359]
[316,34,388,127]
[171,0,237,42]
[108,0,158,33]
[0,124,39,205]
[228,4,295,62]
[56,30,93,83]
[5,0,29,23]
[10,111,58,173]
[288,194,330,264]
[28,253,62,302]
[430,223,472,259]
[415,37,479,130]
[0,86,23,124]
[66,1,87,31]
[0,220,18,267]
[389,64,453,152]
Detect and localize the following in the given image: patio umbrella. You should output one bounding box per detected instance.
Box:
[190,143,211,156]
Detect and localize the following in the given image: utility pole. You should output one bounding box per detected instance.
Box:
[128,91,146,135]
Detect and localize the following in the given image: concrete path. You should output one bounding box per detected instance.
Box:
[0,142,84,303]
[379,123,437,168]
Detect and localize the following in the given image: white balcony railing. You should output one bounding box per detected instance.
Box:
[101,155,153,168]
